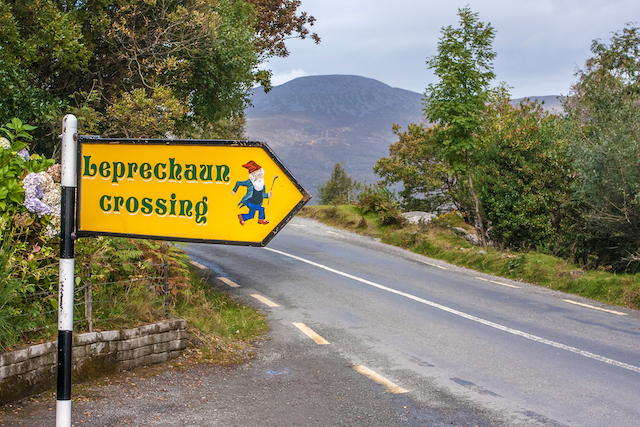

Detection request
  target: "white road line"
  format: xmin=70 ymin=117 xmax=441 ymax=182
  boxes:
xmin=190 ymin=260 xmax=207 ymax=270
xmin=217 ymin=277 xmax=240 ymax=288
xmin=293 ymin=322 xmax=330 ymax=345
xmin=353 ymin=365 xmax=408 ymax=394
xmin=563 ymin=299 xmax=627 ymax=316
xmin=251 ymin=294 xmax=280 ymax=307
xmin=264 ymin=247 xmax=640 ymax=374
xmin=475 ymin=276 xmax=520 ymax=289
xmin=326 ymin=231 xmax=340 ymax=235
xmin=420 ymin=260 xmax=448 ymax=270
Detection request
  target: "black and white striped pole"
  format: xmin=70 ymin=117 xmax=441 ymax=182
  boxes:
xmin=57 ymin=114 xmax=77 ymax=426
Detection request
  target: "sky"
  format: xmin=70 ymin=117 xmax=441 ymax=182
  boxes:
xmin=264 ymin=0 xmax=640 ymax=98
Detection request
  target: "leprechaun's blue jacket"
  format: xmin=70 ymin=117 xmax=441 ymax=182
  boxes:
xmin=233 ymin=179 xmax=269 ymax=208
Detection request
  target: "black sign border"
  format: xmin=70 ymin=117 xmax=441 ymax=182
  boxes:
xmin=76 ymin=136 xmax=311 ymax=247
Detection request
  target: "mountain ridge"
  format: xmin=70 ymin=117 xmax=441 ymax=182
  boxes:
xmin=244 ymin=75 xmax=560 ymax=199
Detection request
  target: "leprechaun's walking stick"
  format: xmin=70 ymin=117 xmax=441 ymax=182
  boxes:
xmin=268 ymin=175 xmax=279 ymax=205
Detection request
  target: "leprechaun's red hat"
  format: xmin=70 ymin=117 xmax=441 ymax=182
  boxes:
xmin=242 ymin=160 xmax=261 ymax=173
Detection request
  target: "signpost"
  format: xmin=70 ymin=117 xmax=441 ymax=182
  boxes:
xmin=57 ymin=116 xmax=311 ymax=426
xmin=77 ymin=136 xmax=310 ymax=245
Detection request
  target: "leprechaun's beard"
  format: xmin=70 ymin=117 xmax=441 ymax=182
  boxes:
xmin=251 ymin=176 xmax=265 ymax=191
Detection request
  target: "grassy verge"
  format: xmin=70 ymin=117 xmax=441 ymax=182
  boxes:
xmin=299 ymin=205 xmax=640 ymax=311
xmin=174 ymin=265 xmax=268 ymax=365
xmin=0 ymin=237 xmax=268 ymax=366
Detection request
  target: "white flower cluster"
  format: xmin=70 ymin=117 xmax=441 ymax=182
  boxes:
xmin=0 ymin=215 xmax=8 ymax=235
xmin=21 ymin=165 xmax=62 ymax=238
xmin=0 ymin=137 xmax=10 ymax=150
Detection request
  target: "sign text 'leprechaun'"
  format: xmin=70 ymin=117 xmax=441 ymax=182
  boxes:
xmin=77 ymin=138 xmax=311 ymax=246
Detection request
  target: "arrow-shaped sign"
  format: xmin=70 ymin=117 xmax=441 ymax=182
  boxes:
xmin=76 ymin=138 xmax=311 ymax=246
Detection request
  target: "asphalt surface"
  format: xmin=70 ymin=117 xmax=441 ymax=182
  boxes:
xmin=2 ymin=217 xmax=639 ymax=426
xmin=0 ymin=299 xmax=515 ymax=427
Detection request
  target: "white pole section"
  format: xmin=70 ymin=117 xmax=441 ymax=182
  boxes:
xmin=57 ymin=114 xmax=77 ymax=427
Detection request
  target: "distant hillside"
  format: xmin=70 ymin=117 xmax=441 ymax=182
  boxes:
xmin=245 ymin=75 xmax=425 ymax=198
xmin=244 ymin=75 xmax=562 ymax=200
xmin=512 ymin=95 xmax=563 ymax=114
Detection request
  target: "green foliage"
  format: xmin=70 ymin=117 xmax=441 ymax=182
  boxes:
xmin=0 ymin=119 xmax=55 ymax=214
xmin=423 ymin=6 xmax=496 ymax=174
xmin=0 ymin=118 xmax=60 ymax=349
xmin=374 ymin=123 xmax=457 ymax=212
xmin=563 ymin=24 xmax=640 ymax=272
xmin=317 ymin=162 xmax=359 ymax=205
xmin=422 ymin=6 xmax=495 ymax=246
xmin=0 ymin=63 xmax=63 ymax=134
xmin=0 ymin=223 xmax=60 ymax=350
xmin=431 ymin=211 xmax=466 ymax=229
xmin=357 ymin=184 xmax=404 ymax=226
xmin=104 ymin=85 xmax=189 ymax=138
xmin=0 ymin=0 xmax=319 ymax=149
xmin=186 ymin=0 xmax=259 ymax=127
xmin=371 ymin=19 xmax=640 ymax=272
xmin=475 ymin=92 xmax=572 ymax=250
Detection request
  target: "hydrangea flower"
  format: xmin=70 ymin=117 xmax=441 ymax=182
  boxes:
xmin=47 ymin=164 xmax=62 ymax=183
xmin=17 ymin=148 xmax=30 ymax=161
xmin=22 ymin=173 xmax=43 ymax=199
xmin=38 ymin=171 xmax=56 ymax=193
xmin=21 ymin=168 xmax=61 ymax=236
xmin=44 ymin=224 xmax=59 ymax=239
xmin=0 ymin=137 xmax=10 ymax=150
xmin=42 ymin=188 xmax=60 ymax=208
xmin=24 ymin=197 xmax=52 ymax=216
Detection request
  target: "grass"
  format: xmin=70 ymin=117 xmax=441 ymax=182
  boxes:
xmin=173 ymin=266 xmax=268 ymax=365
xmin=299 ymin=205 xmax=640 ymax=311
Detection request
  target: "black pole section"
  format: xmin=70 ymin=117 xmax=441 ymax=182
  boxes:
xmin=56 ymin=330 xmax=73 ymax=400
xmin=60 ymin=186 xmax=76 ymax=259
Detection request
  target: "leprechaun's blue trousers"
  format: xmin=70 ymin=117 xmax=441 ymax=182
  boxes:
xmin=241 ymin=202 xmax=265 ymax=221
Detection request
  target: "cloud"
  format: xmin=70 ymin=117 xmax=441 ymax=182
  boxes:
xmin=262 ymin=0 xmax=640 ymax=97
xmin=270 ymin=69 xmax=312 ymax=87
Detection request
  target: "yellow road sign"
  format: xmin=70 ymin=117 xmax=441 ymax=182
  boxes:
xmin=77 ymin=138 xmax=311 ymax=246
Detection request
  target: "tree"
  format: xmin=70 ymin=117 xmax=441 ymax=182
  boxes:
xmin=246 ymin=0 xmax=320 ymax=59
xmin=475 ymin=90 xmax=571 ymax=250
xmin=0 ymin=0 xmax=320 ymax=152
xmin=374 ymin=123 xmax=458 ymax=213
xmin=563 ymin=24 xmax=640 ymax=272
xmin=317 ymin=162 xmax=358 ymax=205
xmin=423 ymin=7 xmax=496 ymax=246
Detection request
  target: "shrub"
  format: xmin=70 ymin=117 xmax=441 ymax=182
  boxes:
xmin=357 ymin=184 xmax=405 ymax=227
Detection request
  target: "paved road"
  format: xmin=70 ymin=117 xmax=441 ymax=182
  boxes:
xmin=185 ymin=217 xmax=640 ymax=426
xmin=2 ymin=217 xmax=638 ymax=426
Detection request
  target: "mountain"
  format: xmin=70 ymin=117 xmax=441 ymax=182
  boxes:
xmin=244 ymin=75 xmax=562 ymax=201
xmin=244 ymin=75 xmax=425 ymax=199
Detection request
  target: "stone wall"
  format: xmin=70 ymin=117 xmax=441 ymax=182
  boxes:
xmin=0 ymin=319 xmax=188 ymax=405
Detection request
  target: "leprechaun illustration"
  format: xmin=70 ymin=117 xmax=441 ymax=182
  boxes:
xmin=232 ymin=160 xmax=274 ymax=225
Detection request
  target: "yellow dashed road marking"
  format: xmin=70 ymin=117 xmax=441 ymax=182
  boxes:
xmin=190 ymin=260 xmax=207 ymax=270
xmin=217 ymin=277 xmax=240 ymax=288
xmin=353 ymin=365 xmax=408 ymax=394
xmin=251 ymin=294 xmax=279 ymax=307
xmin=292 ymin=322 xmax=330 ymax=345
